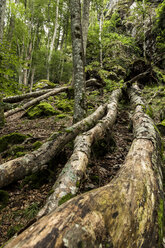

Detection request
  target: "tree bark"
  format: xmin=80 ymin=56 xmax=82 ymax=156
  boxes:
xmin=0 ymin=94 xmax=5 ymax=129
xmin=4 ymin=85 xmax=163 ymax=248
xmin=37 ymin=89 xmax=121 ymax=218
xmin=47 ymin=0 xmax=60 ymax=81
xmin=70 ymin=0 xmax=86 ymax=123
xmin=82 ymin=0 xmax=90 ymax=57
xmin=3 ymin=89 xmax=53 ymax=103
xmin=0 ymin=103 xmax=107 ymax=188
xmin=4 ymin=87 xmax=68 ymax=118
xmin=0 ymin=0 xmax=6 ymax=40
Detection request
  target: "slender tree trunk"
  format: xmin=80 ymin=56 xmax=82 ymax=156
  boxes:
xmin=0 ymin=103 xmax=107 ymax=188
xmin=47 ymin=0 xmax=60 ymax=81
xmin=30 ymin=68 xmax=35 ymax=92
xmin=99 ymin=12 xmax=103 ymax=68
xmin=0 ymin=94 xmax=5 ymax=129
xmin=0 ymin=0 xmax=6 ymax=39
xmin=4 ymin=85 xmax=163 ymax=248
xmin=4 ymin=87 xmax=68 ymax=118
xmin=70 ymin=0 xmax=86 ymax=123
xmin=82 ymin=0 xmax=90 ymax=58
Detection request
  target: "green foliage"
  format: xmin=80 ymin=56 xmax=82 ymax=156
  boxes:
xmin=23 ymin=203 xmax=39 ymax=220
xmin=32 ymin=141 xmax=42 ymax=150
xmin=0 ymin=133 xmax=27 ymax=153
xmin=7 ymin=225 xmax=23 ymax=239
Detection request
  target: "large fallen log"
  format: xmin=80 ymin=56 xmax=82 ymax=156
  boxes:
xmin=4 ymin=86 xmax=68 ymax=118
xmin=37 ymin=89 xmax=121 ymax=218
xmin=4 ymin=85 xmax=163 ymax=248
xmin=0 ymin=103 xmax=107 ymax=188
xmin=3 ymin=88 xmax=52 ymax=103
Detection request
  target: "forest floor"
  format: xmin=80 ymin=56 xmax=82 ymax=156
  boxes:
xmin=0 ymin=85 xmax=165 ymax=246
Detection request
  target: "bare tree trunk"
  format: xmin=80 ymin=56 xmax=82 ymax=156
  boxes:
xmin=82 ymin=0 xmax=90 ymax=57
xmin=70 ymin=0 xmax=86 ymax=123
xmin=38 ymin=89 xmax=121 ymax=217
xmin=3 ymin=88 xmax=53 ymax=103
xmin=47 ymin=0 xmax=59 ymax=81
xmin=0 ymin=94 xmax=5 ymax=129
xmin=0 ymin=103 xmax=107 ymax=188
xmin=99 ymin=12 xmax=103 ymax=68
xmin=4 ymin=87 xmax=68 ymax=118
xmin=30 ymin=68 xmax=35 ymax=93
xmin=0 ymin=0 xmax=6 ymax=39
xmin=4 ymin=85 xmax=163 ymax=248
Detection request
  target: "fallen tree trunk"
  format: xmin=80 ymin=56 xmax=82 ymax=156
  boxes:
xmin=0 ymin=103 xmax=107 ymax=188
xmin=3 ymin=88 xmax=52 ymax=103
xmin=4 ymin=85 xmax=164 ymax=248
xmin=4 ymin=86 xmax=68 ymax=118
xmin=37 ymin=89 xmax=121 ymax=218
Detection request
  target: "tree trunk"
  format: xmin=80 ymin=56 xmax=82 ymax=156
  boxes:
xmin=82 ymin=0 xmax=90 ymax=57
xmin=4 ymin=85 xmax=163 ymax=248
xmin=0 ymin=103 xmax=107 ymax=188
xmin=70 ymin=0 xmax=86 ymax=123
xmin=0 ymin=94 xmax=5 ymax=129
xmin=4 ymin=86 xmax=68 ymax=118
xmin=37 ymin=89 xmax=121 ymax=218
xmin=99 ymin=12 xmax=103 ymax=68
xmin=30 ymin=68 xmax=35 ymax=93
xmin=47 ymin=0 xmax=60 ymax=81
xmin=3 ymin=89 xmax=53 ymax=103
xmin=0 ymin=0 xmax=6 ymax=39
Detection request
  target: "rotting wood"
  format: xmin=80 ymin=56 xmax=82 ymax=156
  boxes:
xmin=3 ymin=88 xmax=53 ymax=103
xmin=4 ymin=84 xmax=163 ymax=248
xmin=4 ymin=87 xmax=68 ymax=118
xmin=37 ymin=89 xmax=121 ymax=218
xmin=0 ymin=103 xmax=107 ymax=188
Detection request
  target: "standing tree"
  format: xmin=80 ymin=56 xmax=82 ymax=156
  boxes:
xmin=70 ymin=0 xmax=86 ymax=123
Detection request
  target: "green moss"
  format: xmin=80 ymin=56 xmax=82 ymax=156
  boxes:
xmin=15 ymin=151 xmax=26 ymax=157
xmin=58 ymin=193 xmax=75 ymax=206
xmin=7 ymin=224 xmax=23 ymax=239
xmin=56 ymin=99 xmax=73 ymax=112
xmin=47 ymin=189 xmax=54 ymax=196
xmin=158 ymin=198 xmax=164 ymax=247
xmin=32 ymin=141 xmax=42 ymax=150
xmin=76 ymin=181 xmax=80 ymax=187
xmin=27 ymin=102 xmax=60 ymax=119
xmin=56 ymin=114 xmax=67 ymax=119
xmin=0 ymin=133 xmax=27 ymax=153
xmin=145 ymin=106 xmax=154 ymax=118
xmin=0 ymin=190 xmax=9 ymax=210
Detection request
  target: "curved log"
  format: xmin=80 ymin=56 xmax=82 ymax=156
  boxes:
xmin=4 ymin=85 xmax=163 ymax=248
xmin=0 ymin=103 xmax=107 ymax=188
xmin=3 ymin=89 xmax=53 ymax=103
xmin=4 ymin=87 xmax=68 ymax=118
xmin=37 ymin=89 xmax=121 ymax=217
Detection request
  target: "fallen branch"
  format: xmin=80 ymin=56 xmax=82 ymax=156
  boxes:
xmin=4 ymin=85 xmax=163 ymax=248
xmin=3 ymin=89 xmax=53 ymax=103
xmin=37 ymin=89 xmax=121 ymax=218
xmin=4 ymin=86 xmax=68 ymax=118
xmin=0 ymin=103 xmax=107 ymax=188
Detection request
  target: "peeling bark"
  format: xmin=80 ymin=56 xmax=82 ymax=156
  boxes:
xmin=0 ymin=103 xmax=107 ymax=188
xmin=37 ymin=89 xmax=121 ymax=217
xmin=4 ymin=85 xmax=163 ymax=248
xmin=4 ymin=87 xmax=68 ymax=118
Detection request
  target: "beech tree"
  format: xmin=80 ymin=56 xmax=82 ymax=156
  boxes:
xmin=70 ymin=0 xmax=86 ymax=123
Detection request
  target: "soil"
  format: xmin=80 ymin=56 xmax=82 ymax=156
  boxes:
xmin=0 ymin=100 xmax=133 ymax=246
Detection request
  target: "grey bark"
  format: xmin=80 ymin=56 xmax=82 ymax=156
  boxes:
xmin=4 ymin=87 xmax=68 ymax=118
xmin=4 ymin=85 xmax=163 ymax=248
xmin=37 ymin=89 xmax=121 ymax=218
xmin=0 ymin=0 xmax=6 ymax=39
xmin=82 ymin=0 xmax=90 ymax=57
xmin=0 ymin=103 xmax=107 ymax=188
xmin=70 ymin=0 xmax=86 ymax=123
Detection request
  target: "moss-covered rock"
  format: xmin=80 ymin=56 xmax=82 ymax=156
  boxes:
xmin=32 ymin=80 xmax=56 ymax=91
xmin=27 ymin=102 xmax=60 ymax=119
xmin=56 ymin=99 xmax=73 ymax=112
xmin=0 ymin=133 xmax=27 ymax=153
xmin=0 ymin=190 xmax=9 ymax=210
